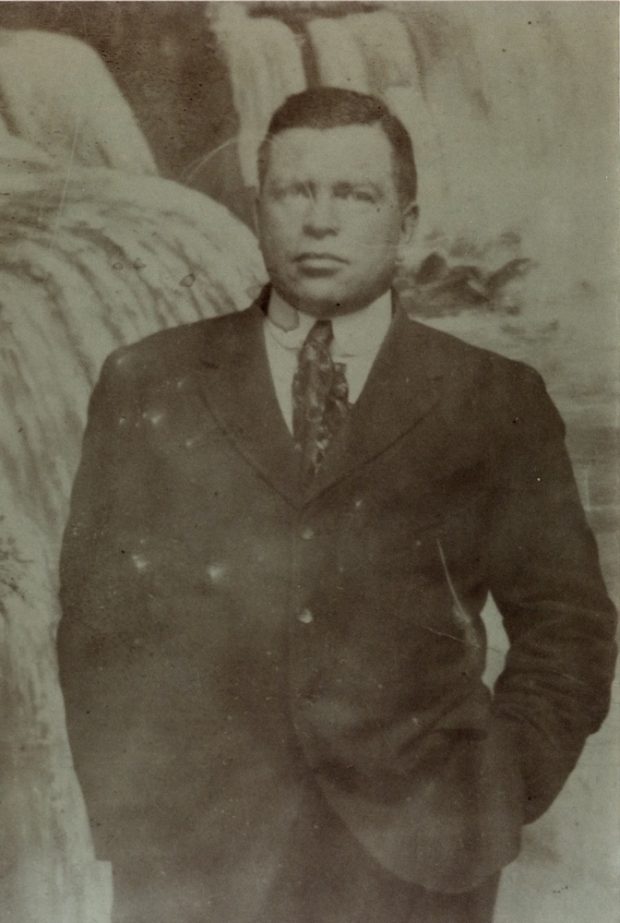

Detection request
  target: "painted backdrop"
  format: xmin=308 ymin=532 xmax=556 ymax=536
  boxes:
xmin=0 ymin=3 xmax=617 ymax=921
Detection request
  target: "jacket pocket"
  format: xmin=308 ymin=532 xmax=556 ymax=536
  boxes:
xmin=315 ymin=715 xmax=525 ymax=893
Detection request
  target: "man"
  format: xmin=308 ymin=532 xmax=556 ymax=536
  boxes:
xmin=58 ymin=88 xmax=617 ymax=923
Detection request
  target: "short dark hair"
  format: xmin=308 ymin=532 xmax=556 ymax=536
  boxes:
xmin=257 ymin=87 xmax=417 ymax=204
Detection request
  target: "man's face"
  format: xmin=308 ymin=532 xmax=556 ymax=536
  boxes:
xmin=256 ymin=124 xmax=417 ymax=317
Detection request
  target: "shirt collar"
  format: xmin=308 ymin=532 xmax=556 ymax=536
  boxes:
xmin=265 ymin=288 xmax=393 ymax=357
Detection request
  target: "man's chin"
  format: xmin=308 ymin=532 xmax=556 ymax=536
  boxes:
xmin=275 ymin=282 xmax=372 ymax=318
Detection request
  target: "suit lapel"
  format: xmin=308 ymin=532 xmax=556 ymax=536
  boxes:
xmin=195 ymin=293 xmax=447 ymax=508
xmin=196 ymin=294 xmax=303 ymax=507
xmin=307 ymin=308 xmax=445 ymax=501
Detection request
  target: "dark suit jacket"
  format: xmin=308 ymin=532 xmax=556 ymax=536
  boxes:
xmin=58 ymin=289 xmax=617 ymax=917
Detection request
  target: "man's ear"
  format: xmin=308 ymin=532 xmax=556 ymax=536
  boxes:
xmin=251 ymin=193 xmax=261 ymax=237
xmin=400 ymin=201 xmax=419 ymax=244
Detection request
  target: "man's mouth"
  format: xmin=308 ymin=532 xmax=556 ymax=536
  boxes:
xmin=294 ymin=252 xmax=348 ymax=264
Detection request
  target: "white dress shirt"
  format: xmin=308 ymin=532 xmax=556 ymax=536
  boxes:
xmin=263 ymin=288 xmax=393 ymax=433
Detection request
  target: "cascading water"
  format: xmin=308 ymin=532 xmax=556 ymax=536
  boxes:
xmin=209 ymin=3 xmax=306 ymax=188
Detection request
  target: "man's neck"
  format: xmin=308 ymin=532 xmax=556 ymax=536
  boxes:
xmin=267 ymin=287 xmax=393 ymax=334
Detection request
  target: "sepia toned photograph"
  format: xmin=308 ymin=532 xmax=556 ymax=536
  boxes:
xmin=0 ymin=2 xmax=618 ymax=922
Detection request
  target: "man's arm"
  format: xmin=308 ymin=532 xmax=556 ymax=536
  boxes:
xmin=487 ymin=365 xmax=617 ymax=822
xmin=57 ymin=350 xmax=142 ymax=817
xmin=59 ymin=351 xmax=131 ymax=625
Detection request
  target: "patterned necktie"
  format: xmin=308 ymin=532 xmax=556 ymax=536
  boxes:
xmin=292 ymin=319 xmax=350 ymax=485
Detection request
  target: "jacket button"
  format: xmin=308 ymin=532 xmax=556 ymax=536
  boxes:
xmin=300 ymin=525 xmax=315 ymax=540
xmin=297 ymin=608 xmax=314 ymax=624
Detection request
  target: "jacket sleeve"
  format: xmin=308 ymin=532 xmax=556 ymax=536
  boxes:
xmin=59 ymin=349 xmax=134 ymax=620
xmin=57 ymin=349 xmax=142 ymax=802
xmin=487 ymin=365 xmax=617 ymax=822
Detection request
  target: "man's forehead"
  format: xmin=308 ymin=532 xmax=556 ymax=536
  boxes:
xmin=266 ymin=124 xmax=395 ymax=181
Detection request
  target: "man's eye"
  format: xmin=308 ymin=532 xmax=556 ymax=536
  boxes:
xmin=270 ymin=184 xmax=309 ymax=200
xmin=335 ymin=188 xmax=375 ymax=203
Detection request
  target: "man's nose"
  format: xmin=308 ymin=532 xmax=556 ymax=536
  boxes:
xmin=302 ymin=192 xmax=339 ymax=237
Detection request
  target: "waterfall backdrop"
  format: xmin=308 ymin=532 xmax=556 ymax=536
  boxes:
xmin=0 ymin=3 xmax=617 ymax=922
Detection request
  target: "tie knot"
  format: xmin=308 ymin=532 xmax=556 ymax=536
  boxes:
xmin=303 ymin=318 xmax=333 ymax=349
